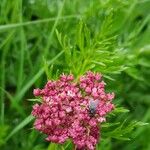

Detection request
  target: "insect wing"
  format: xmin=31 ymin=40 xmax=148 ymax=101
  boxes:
xmin=89 ymin=99 xmax=99 ymax=110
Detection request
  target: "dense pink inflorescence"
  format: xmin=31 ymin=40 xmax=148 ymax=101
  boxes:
xmin=31 ymin=71 xmax=115 ymax=150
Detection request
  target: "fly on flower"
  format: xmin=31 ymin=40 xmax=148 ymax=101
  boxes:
xmin=89 ymin=99 xmax=99 ymax=117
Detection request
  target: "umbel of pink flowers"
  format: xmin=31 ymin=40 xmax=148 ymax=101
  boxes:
xmin=32 ymin=71 xmax=115 ymax=150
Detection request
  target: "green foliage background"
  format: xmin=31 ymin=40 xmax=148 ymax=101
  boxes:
xmin=0 ymin=0 xmax=150 ymax=149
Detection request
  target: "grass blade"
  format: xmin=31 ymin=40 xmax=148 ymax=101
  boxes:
xmin=44 ymin=0 xmax=66 ymax=56
xmin=0 ymin=15 xmax=80 ymax=31
xmin=15 ymin=50 xmax=64 ymax=102
xmin=5 ymin=115 xmax=34 ymax=141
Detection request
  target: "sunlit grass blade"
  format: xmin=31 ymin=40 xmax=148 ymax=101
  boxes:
xmin=0 ymin=15 xmax=80 ymax=31
xmin=14 ymin=50 xmax=64 ymax=102
xmin=27 ymin=98 xmax=42 ymax=103
xmin=44 ymin=0 xmax=65 ymax=56
xmin=47 ymin=143 xmax=58 ymax=150
xmin=5 ymin=115 xmax=34 ymax=141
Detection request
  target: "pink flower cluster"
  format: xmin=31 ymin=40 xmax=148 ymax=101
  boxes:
xmin=32 ymin=71 xmax=115 ymax=150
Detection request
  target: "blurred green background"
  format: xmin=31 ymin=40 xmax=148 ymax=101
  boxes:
xmin=0 ymin=0 xmax=150 ymax=150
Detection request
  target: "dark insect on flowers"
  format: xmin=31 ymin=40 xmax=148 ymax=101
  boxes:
xmin=89 ymin=99 xmax=99 ymax=117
